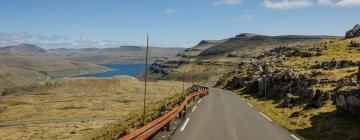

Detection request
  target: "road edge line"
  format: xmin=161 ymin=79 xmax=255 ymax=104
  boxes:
xmin=259 ymin=112 xmax=273 ymax=122
xmin=191 ymin=106 xmax=197 ymax=112
xmin=180 ymin=118 xmax=190 ymax=132
xmin=290 ymin=134 xmax=301 ymax=140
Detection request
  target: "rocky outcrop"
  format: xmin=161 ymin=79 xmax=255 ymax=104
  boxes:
xmin=311 ymin=60 xmax=357 ymax=70
xmin=258 ymin=46 xmax=321 ymax=58
xmin=150 ymin=59 xmax=189 ymax=76
xmin=217 ymin=60 xmax=337 ymax=108
xmin=349 ymin=41 xmax=360 ymax=48
xmin=335 ymin=89 xmax=360 ymax=117
xmin=345 ymin=24 xmax=360 ymax=39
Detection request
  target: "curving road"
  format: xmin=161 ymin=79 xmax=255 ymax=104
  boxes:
xmin=172 ymin=88 xmax=300 ymax=140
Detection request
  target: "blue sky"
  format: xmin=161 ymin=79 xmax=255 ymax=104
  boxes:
xmin=0 ymin=0 xmax=360 ymax=48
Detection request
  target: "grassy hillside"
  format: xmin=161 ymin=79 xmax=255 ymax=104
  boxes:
xmin=0 ymin=76 xmax=191 ymax=140
xmin=148 ymin=33 xmax=341 ymax=83
xmin=0 ymin=52 xmax=109 ymax=91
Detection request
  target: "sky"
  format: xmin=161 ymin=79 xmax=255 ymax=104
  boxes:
xmin=0 ymin=0 xmax=360 ymax=48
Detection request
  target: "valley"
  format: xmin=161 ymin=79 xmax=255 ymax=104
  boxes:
xmin=2 ymin=1 xmax=360 ymax=140
xmin=0 ymin=44 xmax=182 ymax=93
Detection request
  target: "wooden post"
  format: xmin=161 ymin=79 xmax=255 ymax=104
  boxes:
xmin=143 ymin=34 xmax=149 ymax=125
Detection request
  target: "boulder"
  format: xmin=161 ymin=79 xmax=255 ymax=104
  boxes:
xmin=345 ymin=24 xmax=360 ymax=39
xmin=224 ymin=74 xmax=244 ymax=89
xmin=349 ymin=41 xmax=360 ymax=48
xmin=335 ymin=89 xmax=360 ymax=117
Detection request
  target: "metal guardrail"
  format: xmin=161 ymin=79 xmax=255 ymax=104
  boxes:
xmin=120 ymin=86 xmax=209 ymax=140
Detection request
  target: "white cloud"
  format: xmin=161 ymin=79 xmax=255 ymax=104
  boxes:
xmin=164 ymin=8 xmax=176 ymax=14
xmin=263 ymin=0 xmax=314 ymax=9
xmin=318 ymin=0 xmax=333 ymax=5
xmin=317 ymin=0 xmax=360 ymax=6
xmin=336 ymin=0 xmax=360 ymax=6
xmin=214 ymin=0 xmax=242 ymax=6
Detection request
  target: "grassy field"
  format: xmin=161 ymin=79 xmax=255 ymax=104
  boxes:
xmin=0 ymin=76 xmax=191 ymax=140
xmin=236 ymin=90 xmax=360 ymax=140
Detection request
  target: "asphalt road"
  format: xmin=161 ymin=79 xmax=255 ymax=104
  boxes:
xmin=172 ymin=88 xmax=300 ymax=140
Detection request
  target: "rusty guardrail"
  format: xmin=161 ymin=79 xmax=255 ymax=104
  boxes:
xmin=120 ymin=86 xmax=209 ymax=140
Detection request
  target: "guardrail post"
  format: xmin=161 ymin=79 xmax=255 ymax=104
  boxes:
xmin=179 ymin=111 xmax=183 ymax=118
xmin=165 ymin=122 xmax=171 ymax=131
xmin=180 ymin=110 xmax=186 ymax=118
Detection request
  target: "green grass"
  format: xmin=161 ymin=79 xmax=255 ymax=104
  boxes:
xmin=235 ymin=89 xmax=360 ymax=140
xmin=79 ymin=92 xmax=186 ymax=140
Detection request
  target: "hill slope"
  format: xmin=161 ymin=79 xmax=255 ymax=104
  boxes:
xmin=0 ymin=44 xmax=109 ymax=91
xmin=148 ymin=33 xmax=341 ymax=83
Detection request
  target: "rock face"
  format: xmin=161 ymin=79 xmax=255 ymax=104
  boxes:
xmin=258 ymin=46 xmax=321 ymax=58
xmin=345 ymin=24 xmax=360 ymax=39
xmin=335 ymin=89 xmax=360 ymax=117
xmin=311 ymin=60 xmax=357 ymax=70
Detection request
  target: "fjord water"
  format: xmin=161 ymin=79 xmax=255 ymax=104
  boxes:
xmin=76 ymin=64 xmax=146 ymax=78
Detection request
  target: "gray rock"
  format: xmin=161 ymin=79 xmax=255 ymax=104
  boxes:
xmin=335 ymin=89 xmax=360 ymax=117
xmin=349 ymin=40 xmax=360 ymax=48
xmin=345 ymin=24 xmax=360 ymax=39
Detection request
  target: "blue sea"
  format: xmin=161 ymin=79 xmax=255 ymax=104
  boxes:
xmin=75 ymin=64 xmax=146 ymax=78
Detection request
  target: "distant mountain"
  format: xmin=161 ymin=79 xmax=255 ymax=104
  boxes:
xmin=235 ymin=33 xmax=262 ymax=38
xmin=48 ymin=46 xmax=184 ymax=64
xmin=0 ymin=43 xmax=183 ymax=90
xmin=0 ymin=44 xmax=47 ymax=54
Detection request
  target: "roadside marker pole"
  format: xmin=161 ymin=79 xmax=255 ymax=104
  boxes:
xmin=142 ymin=34 xmax=149 ymax=125
xmin=183 ymin=69 xmax=185 ymax=95
xmin=286 ymin=78 xmax=292 ymax=129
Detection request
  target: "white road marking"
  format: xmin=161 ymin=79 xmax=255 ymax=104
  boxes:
xmin=259 ymin=112 xmax=273 ymax=122
xmin=290 ymin=134 xmax=301 ymax=140
xmin=241 ymin=98 xmax=245 ymax=101
xmin=192 ymin=106 xmax=197 ymax=112
xmin=247 ymin=103 xmax=253 ymax=107
xmin=197 ymin=99 xmax=202 ymax=104
xmin=180 ymin=118 xmax=190 ymax=132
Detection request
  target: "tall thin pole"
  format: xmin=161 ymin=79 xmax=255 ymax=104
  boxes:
xmin=183 ymin=69 xmax=185 ymax=94
xmin=143 ymin=34 xmax=149 ymax=125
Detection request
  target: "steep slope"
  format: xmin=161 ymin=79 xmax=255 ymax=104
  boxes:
xmin=148 ymin=33 xmax=341 ymax=83
xmin=199 ymin=34 xmax=340 ymax=59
